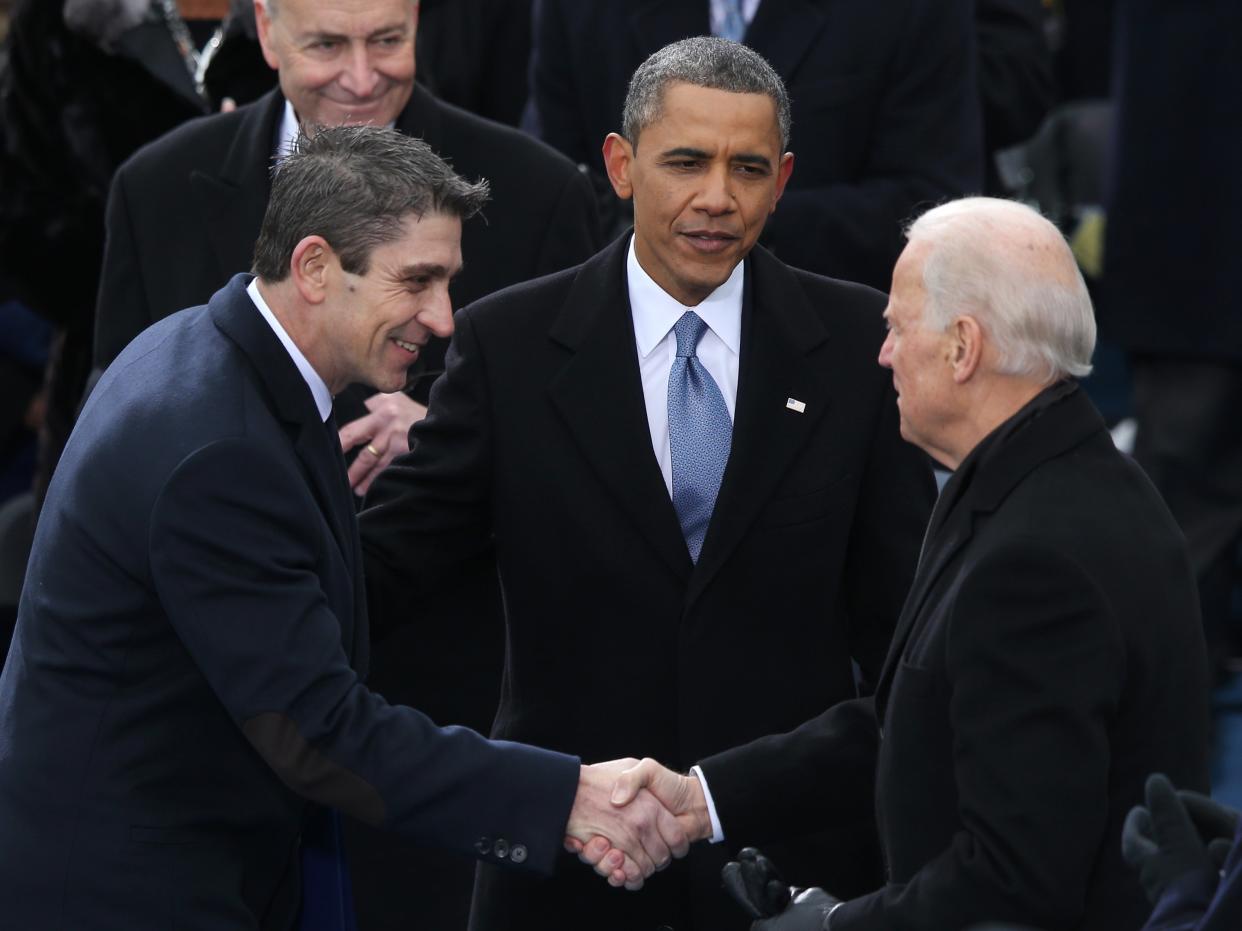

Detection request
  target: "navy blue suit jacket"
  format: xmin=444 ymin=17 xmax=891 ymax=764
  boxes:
xmin=0 ymin=276 xmax=579 ymax=930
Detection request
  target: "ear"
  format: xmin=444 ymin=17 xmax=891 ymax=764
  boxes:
xmin=289 ymin=235 xmax=335 ymax=305
xmin=602 ymin=133 xmax=635 ymax=201
xmin=771 ymin=152 xmax=795 ymax=210
xmin=254 ymin=1 xmax=280 ymax=72
xmin=948 ymin=315 xmax=984 ymax=383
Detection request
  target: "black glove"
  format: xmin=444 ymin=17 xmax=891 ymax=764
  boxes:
xmin=1179 ymin=788 xmax=1241 ymax=868
xmin=752 ymin=887 xmax=842 ymax=930
xmin=1122 ymin=773 xmax=1221 ymax=905
xmin=723 ymin=847 xmax=792 ymax=919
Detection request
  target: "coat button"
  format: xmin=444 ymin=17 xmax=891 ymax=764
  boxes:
xmin=474 ymin=835 xmax=491 ymax=855
xmin=494 ymin=838 xmax=509 ymax=859
xmin=510 ymin=844 xmax=527 ymax=864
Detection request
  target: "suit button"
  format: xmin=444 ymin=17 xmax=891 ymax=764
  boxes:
xmin=494 ymin=838 xmax=509 ymax=859
xmin=510 ymin=844 xmax=527 ymax=864
xmin=474 ymin=836 xmax=492 ymax=855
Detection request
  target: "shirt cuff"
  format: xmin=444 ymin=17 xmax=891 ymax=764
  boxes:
xmin=690 ymin=765 xmax=725 ymax=844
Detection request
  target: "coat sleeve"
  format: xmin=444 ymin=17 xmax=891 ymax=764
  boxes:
xmin=834 ymin=539 xmax=1125 ymax=930
xmin=761 ymin=0 xmax=984 ymax=290
xmin=696 ymin=697 xmax=880 ymax=845
xmin=148 ymin=432 xmax=579 ymax=874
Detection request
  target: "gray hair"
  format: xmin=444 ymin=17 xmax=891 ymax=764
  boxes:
xmin=622 ymin=37 xmax=791 ymax=150
xmin=252 ymin=125 xmax=489 ymax=281
xmin=905 ymin=197 xmax=1096 ymax=382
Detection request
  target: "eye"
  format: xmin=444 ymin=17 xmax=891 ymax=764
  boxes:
xmin=309 ymin=38 xmax=341 ymax=52
xmin=374 ymin=34 xmax=404 ymax=48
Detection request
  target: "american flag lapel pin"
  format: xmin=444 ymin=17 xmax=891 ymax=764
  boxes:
xmin=785 ymin=397 xmax=807 ymax=414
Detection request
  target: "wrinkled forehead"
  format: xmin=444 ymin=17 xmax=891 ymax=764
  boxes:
xmin=267 ymin=0 xmax=417 ymax=32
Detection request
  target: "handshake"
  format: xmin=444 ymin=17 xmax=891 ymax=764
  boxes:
xmin=563 ymin=760 xmax=843 ymax=929
xmin=563 ymin=758 xmax=711 ymax=890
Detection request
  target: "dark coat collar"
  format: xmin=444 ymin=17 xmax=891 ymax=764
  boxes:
xmin=208 ymin=273 xmax=366 ymax=664
xmin=875 ymin=382 xmax=1105 ymax=707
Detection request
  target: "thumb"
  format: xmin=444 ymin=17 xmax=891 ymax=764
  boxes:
xmin=1146 ymin=773 xmax=1197 ymax=848
xmin=611 ymin=759 xmax=653 ymax=806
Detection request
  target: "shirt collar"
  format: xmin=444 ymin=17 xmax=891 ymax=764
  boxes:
xmin=627 ymin=235 xmax=744 ymax=360
xmin=276 ymin=100 xmax=300 ymax=163
xmin=247 ymin=277 xmax=334 ymax=422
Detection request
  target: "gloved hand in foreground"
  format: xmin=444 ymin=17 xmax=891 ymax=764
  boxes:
xmin=722 ymin=847 xmax=841 ymax=930
xmin=1122 ymin=773 xmax=1222 ymax=905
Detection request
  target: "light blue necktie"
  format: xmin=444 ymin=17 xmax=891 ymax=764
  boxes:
xmin=668 ymin=311 xmax=732 ymax=562
xmin=717 ymin=0 xmax=747 ymax=42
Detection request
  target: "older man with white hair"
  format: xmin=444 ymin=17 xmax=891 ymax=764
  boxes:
xmin=606 ymin=197 xmax=1212 ymax=931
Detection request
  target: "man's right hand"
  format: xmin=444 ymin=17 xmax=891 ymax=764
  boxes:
xmin=564 ymin=760 xmax=691 ymax=890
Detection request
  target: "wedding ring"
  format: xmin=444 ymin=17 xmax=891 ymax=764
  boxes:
xmin=364 ymin=443 xmax=381 ymax=457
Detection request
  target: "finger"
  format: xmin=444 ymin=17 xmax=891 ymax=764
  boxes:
xmin=631 ymin=790 xmax=674 ymax=872
xmin=220 ymin=96 xmax=236 ymax=112
xmin=577 ymin=835 xmax=611 ymax=866
xmin=564 ymin=836 xmax=583 ymax=854
xmin=1146 ymin=773 xmax=1198 ymax=847
xmin=1179 ymin=790 xmax=1242 ymax=839
xmin=722 ymin=861 xmax=766 ymax=920
xmin=1121 ymin=806 xmax=1157 ymax=864
xmin=347 ymin=451 xmax=382 ymax=495
xmin=338 ymin=410 xmax=383 ymax=452
xmin=655 ymin=799 xmax=690 ymax=860
xmin=619 ymin=854 xmax=645 ymax=890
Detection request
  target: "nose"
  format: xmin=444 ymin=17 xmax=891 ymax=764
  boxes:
xmin=419 ymin=284 xmax=454 ymax=339
xmin=692 ymin=163 xmax=734 ymax=216
xmin=878 ymin=329 xmax=894 ymax=369
xmin=338 ymin=44 xmax=381 ymax=100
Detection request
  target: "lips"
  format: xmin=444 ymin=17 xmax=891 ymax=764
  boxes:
xmin=392 ymin=337 xmax=422 ymax=360
xmin=679 ymin=230 xmax=740 ymax=255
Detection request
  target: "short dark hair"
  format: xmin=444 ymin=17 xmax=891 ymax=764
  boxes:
xmin=622 ymin=37 xmax=791 ymax=150
xmin=252 ymin=124 xmax=490 ymax=281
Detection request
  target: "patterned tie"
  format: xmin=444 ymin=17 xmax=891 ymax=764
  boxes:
xmin=717 ymin=0 xmax=747 ymax=42
xmin=668 ymin=311 xmax=733 ymax=562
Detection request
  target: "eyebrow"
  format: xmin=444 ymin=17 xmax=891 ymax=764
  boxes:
xmin=397 ymin=262 xmax=457 ymax=281
xmin=301 ymin=23 xmax=409 ymax=43
xmin=658 ymin=147 xmax=772 ymax=170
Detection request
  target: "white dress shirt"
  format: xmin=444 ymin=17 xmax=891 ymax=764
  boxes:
xmin=627 ymin=237 xmax=736 ymax=844
xmin=247 ymin=277 xmax=333 ymax=423
xmin=628 ymin=236 xmax=742 ymax=499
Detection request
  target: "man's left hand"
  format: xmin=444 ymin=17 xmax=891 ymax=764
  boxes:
xmin=339 ymin=391 xmax=427 ymax=496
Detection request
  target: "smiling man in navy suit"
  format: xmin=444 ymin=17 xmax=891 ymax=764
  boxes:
xmin=0 ymin=125 xmax=683 ymax=931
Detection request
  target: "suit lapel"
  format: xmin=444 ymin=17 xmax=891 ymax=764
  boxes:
xmin=873 ymin=385 xmax=1107 ymax=710
xmin=744 ymin=0 xmax=830 ymax=87
xmin=209 ymin=275 xmax=361 ymax=660
xmin=547 ymin=237 xmax=692 ymax=583
xmin=191 ymin=90 xmax=284 ymax=287
xmin=687 ymin=247 xmax=833 ymax=606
